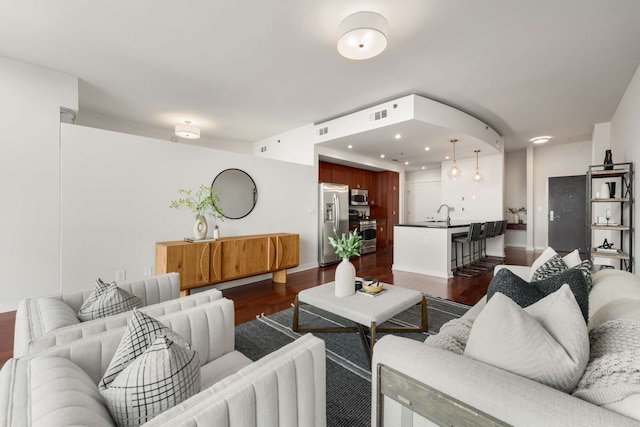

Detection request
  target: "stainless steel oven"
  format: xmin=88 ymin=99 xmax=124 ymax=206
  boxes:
xmin=359 ymin=219 xmax=377 ymax=254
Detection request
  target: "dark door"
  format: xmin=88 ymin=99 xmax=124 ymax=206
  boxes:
xmin=548 ymin=175 xmax=586 ymax=253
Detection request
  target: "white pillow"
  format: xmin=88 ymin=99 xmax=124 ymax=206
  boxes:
xmin=77 ymin=282 xmax=142 ymax=322
xmin=528 ymin=247 xmax=582 ymax=280
xmin=464 ymin=284 xmax=589 ymax=393
xmin=101 ymin=335 xmax=200 ymax=426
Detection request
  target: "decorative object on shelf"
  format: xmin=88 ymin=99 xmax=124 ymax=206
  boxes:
xmin=597 ymin=238 xmax=615 ymax=250
xmin=213 ymin=225 xmax=220 ymax=240
xmin=170 ymin=184 xmax=224 ymax=240
xmin=175 ymin=120 xmax=200 ymax=139
xmin=447 ymin=139 xmax=462 ymax=180
xmin=506 ymin=207 xmax=527 ymax=224
xmin=328 ymin=230 xmax=363 ymax=297
xmin=337 ymin=11 xmax=388 ymax=60
xmin=603 ymin=149 xmax=613 ymax=170
xmin=607 ymin=182 xmax=616 ymax=198
xmin=472 ymin=150 xmax=482 ymax=183
xmin=599 ymin=182 xmax=610 ymax=199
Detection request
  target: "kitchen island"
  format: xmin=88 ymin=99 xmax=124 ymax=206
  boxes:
xmin=392 ymin=221 xmax=473 ymax=279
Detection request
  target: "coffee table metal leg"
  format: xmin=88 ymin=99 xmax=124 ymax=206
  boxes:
xmin=357 ymin=324 xmax=372 ymax=363
xmin=292 ymin=295 xmax=300 ymax=332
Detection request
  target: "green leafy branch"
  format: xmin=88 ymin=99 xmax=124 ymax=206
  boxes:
xmin=170 ymin=184 xmax=224 ymax=221
xmin=328 ymin=229 xmax=363 ymax=259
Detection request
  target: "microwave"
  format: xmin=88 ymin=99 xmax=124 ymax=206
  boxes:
xmin=350 ymin=189 xmax=369 ymax=206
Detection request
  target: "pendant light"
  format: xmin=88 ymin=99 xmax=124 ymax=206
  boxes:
xmin=175 ymin=120 xmax=201 ymax=139
xmin=473 ymin=150 xmax=482 ymax=183
xmin=447 ymin=139 xmax=462 ymax=180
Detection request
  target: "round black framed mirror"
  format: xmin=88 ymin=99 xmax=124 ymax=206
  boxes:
xmin=211 ymin=168 xmax=257 ymax=219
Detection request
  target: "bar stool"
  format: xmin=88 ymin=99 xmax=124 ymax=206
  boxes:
xmin=483 ymin=219 xmax=508 ymax=263
xmin=470 ymin=221 xmax=497 ymax=270
xmin=452 ymin=223 xmax=483 ymax=277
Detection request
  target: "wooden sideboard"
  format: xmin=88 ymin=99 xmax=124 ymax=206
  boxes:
xmin=156 ymin=233 xmax=300 ymax=296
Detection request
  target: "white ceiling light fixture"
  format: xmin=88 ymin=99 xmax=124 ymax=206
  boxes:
xmin=530 ymin=136 xmax=551 ymax=144
xmin=337 ymin=11 xmax=388 ymax=60
xmin=175 ymin=120 xmax=201 ymax=139
xmin=473 ymin=150 xmax=482 ymax=183
xmin=447 ymin=139 xmax=462 ymax=180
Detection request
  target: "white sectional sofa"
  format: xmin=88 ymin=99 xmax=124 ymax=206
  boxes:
xmin=372 ymin=267 xmax=640 ymax=426
xmin=13 ymin=273 xmax=190 ymax=357
xmin=1 ymin=297 xmax=327 ymax=426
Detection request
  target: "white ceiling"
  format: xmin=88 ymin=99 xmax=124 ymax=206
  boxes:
xmin=2 ymin=0 xmax=639 ymax=169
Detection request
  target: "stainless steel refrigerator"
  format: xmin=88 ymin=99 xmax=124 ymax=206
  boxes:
xmin=319 ymin=183 xmax=349 ymax=266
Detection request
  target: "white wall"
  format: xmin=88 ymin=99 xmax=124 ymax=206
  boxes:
xmin=610 ymin=63 xmax=640 ymax=269
xmin=504 ymin=150 xmax=527 ymax=247
xmin=405 ymin=168 xmax=442 ymax=222
xmin=531 ymin=140 xmax=592 ymax=250
xmin=77 ymin=109 xmax=253 ymax=154
xmin=0 ymin=57 xmax=78 ymax=313
xmin=441 ymin=153 xmax=504 ymax=256
xmin=60 ymin=124 xmax=318 ymax=293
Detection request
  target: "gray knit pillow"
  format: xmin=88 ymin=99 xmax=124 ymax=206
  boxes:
xmin=488 ymin=268 xmax=589 ymax=322
xmin=101 ymin=335 xmax=200 ymax=426
xmin=77 ymin=282 xmax=141 ymax=322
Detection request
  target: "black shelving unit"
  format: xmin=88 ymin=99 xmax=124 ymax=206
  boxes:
xmin=586 ymin=162 xmax=634 ymax=272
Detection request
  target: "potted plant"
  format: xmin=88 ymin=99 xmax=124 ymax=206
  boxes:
xmin=328 ymin=229 xmax=363 ymax=297
xmin=170 ymin=184 xmax=224 ymax=240
xmin=505 ymin=207 xmax=527 ymax=224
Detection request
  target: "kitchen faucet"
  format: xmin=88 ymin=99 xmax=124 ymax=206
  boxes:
xmin=437 ymin=204 xmax=451 ymax=225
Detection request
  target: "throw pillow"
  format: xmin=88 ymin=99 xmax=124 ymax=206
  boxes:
xmin=487 ymin=268 xmax=589 ymax=322
xmin=573 ymin=319 xmax=640 ymax=421
xmin=78 ymin=278 xmax=111 ymax=312
xmin=101 ymin=335 xmax=201 ymax=426
xmin=465 ymin=285 xmax=589 ymax=393
xmin=99 ymin=310 xmax=192 ymax=390
xmin=531 ymin=254 xmax=569 ymax=281
xmin=527 ymin=247 xmax=583 ymax=281
xmin=573 ymin=259 xmax=593 ymax=291
xmin=77 ymin=282 xmax=142 ymax=322
xmin=424 ymin=318 xmax=473 ymax=355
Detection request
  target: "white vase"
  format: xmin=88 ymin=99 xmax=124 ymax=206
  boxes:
xmin=513 ymin=213 xmax=520 ymax=224
xmin=334 ymin=258 xmax=356 ymax=297
xmin=193 ymin=216 xmax=208 ymax=240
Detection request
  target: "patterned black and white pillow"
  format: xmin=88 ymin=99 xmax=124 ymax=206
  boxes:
xmin=531 ymin=255 xmax=569 ymax=282
xmin=101 ymin=335 xmax=200 ymax=426
xmin=99 ymin=310 xmax=192 ymax=390
xmin=572 ymin=259 xmax=593 ymax=291
xmin=77 ymin=282 xmax=142 ymax=322
xmin=78 ymin=278 xmax=111 ymax=313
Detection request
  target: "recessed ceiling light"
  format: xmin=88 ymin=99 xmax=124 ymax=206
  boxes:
xmin=347 ymin=144 xmax=353 ymax=149
xmin=404 ymin=161 xmax=409 ymax=165
xmin=445 ymin=155 xmax=450 ymax=160
xmin=421 ymin=166 xmax=426 ymax=170
xmin=395 ymin=133 xmax=402 ymax=139
xmin=424 ymin=147 xmax=430 ymax=151
xmin=380 ymin=154 xmax=385 ymax=158
xmin=531 ymin=136 xmax=551 ymax=144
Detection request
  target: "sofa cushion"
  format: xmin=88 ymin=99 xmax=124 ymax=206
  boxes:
xmin=78 ymin=282 xmax=142 ymax=322
xmin=38 ymin=297 xmax=81 ymax=333
xmin=101 ymin=335 xmax=200 ymax=427
xmin=573 ymin=319 xmax=640 ymax=421
xmin=487 ymin=268 xmax=589 ymax=322
xmin=30 ymin=356 xmax=115 ymax=427
xmin=465 ymin=284 xmax=589 ymax=393
xmin=99 ymin=310 xmax=192 ymax=390
xmin=528 ymin=247 xmax=582 ymax=279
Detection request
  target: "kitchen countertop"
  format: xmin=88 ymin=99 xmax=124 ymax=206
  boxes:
xmin=395 ymin=220 xmax=478 ymax=229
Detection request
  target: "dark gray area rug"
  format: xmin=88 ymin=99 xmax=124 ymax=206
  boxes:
xmin=235 ymin=294 xmax=471 ymax=427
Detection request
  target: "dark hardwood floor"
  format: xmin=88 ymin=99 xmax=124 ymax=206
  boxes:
xmin=0 ymin=246 xmax=538 ymax=368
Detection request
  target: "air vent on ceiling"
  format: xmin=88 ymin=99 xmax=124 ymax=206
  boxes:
xmin=260 ymin=146 xmax=267 ymax=152
xmin=316 ymin=126 xmax=329 ymax=136
xmin=368 ymin=108 xmax=388 ymax=122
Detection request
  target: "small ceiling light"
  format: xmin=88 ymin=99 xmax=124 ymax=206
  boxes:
xmin=380 ymin=154 xmax=385 ymax=158
xmin=473 ymin=150 xmax=482 ymax=183
xmin=175 ymin=120 xmax=200 ymax=139
xmin=447 ymin=139 xmax=462 ymax=180
xmin=531 ymin=136 xmax=551 ymax=144
xmin=395 ymin=133 xmax=402 ymax=139
xmin=347 ymin=144 xmax=353 ymax=149
xmin=424 ymin=147 xmax=430 ymax=151
xmin=337 ymin=11 xmax=388 ymax=60
xmin=421 ymin=166 xmax=426 ymax=170
xmin=404 ymin=161 xmax=409 ymax=165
